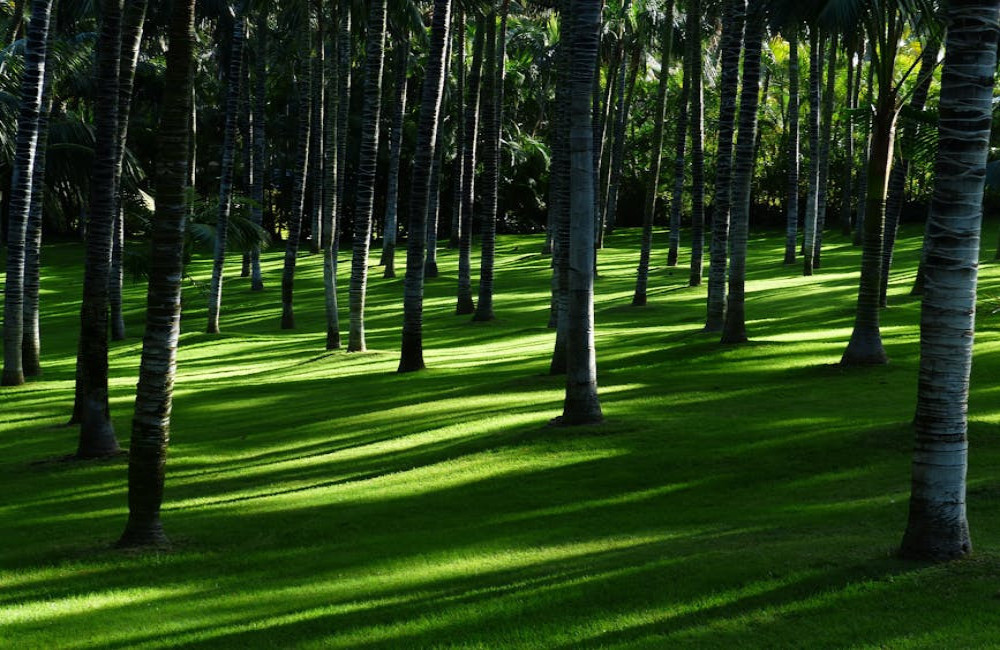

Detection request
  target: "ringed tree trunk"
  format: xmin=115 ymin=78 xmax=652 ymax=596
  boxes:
xmin=1 ymin=0 xmax=53 ymax=387
xmin=380 ymin=39 xmax=410 ymax=278
xmin=720 ymin=1 xmax=764 ymax=344
xmin=423 ymin=29 xmax=452 ymax=280
xmin=109 ymin=0 xmax=149 ymax=342
xmin=854 ymin=56 xmax=874 ymax=246
xmin=812 ymin=32 xmax=836 ymax=269
xmin=249 ymin=12 xmax=266 ymax=291
xmin=206 ymin=12 xmax=246 ymax=334
xmin=667 ymin=35 xmax=691 ymax=267
xmin=549 ymin=0 xmax=571 ymax=373
xmin=631 ymin=0 xmax=674 ymax=307
xmin=117 ymin=0 xmax=196 ymax=549
xmin=448 ymin=9 xmax=467 ymax=251
xmin=398 ymin=0 xmax=452 ymax=373
xmin=880 ymin=38 xmax=939 ymax=306
xmin=558 ymin=0 xmax=603 ymax=426
xmin=347 ymin=0 xmax=387 ymax=350
xmin=456 ymin=16 xmax=484 ymax=315
xmin=280 ymin=15 xmax=313 ymax=330
xmin=783 ymin=29 xmax=800 ymax=265
xmin=22 ymin=15 xmax=55 ymax=378
xmin=839 ymin=38 xmax=857 ymax=236
xmin=323 ymin=0 xmax=341 ymax=350
xmin=900 ymin=1 xmax=998 ymax=561
xmin=601 ymin=0 xmax=632 ymax=241
xmin=687 ymin=0 xmax=705 ymax=287
xmin=308 ymin=11 xmax=325 ymax=255
xmin=76 ymin=0 xmax=124 ymax=458
xmin=704 ymin=0 xmax=745 ymax=329
xmin=802 ymin=27 xmax=821 ymax=276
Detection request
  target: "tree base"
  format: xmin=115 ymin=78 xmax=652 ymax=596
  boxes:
xmin=117 ymin=519 xmax=170 ymax=550
xmin=206 ymin=323 xmax=220 ymax=334
xmin=1 ymin=368 xmax=25 ymax=386
xmin=900 ymin=512 xmax=971 ymax=562
xmin=383 ymin=267 xmax=396 ymax=279
xmin=841 ymin=330 xmax=889 ymax=366
xmin=472 ymin=308 xmax=494 ymax=322
xmin=326 ymin=329 xmax=341 ymax=350
xmin=280 ymin=311 xmax=295 ymax=330
xmin=425 ymin=262 xmax=439 ymax=278
xmin=76 ymin=420 xmax=121 ymax=460
xmin=456 ymin=298 xmax=475 ymax=315
xmin=783 ymin=252 xmax=795 ymax=265
xmin=720 ymin=329 xmax=748 ymax=345
xmin=632 ymin=294 xmax=647 ymax=307
xmin=251 ymin=280 xmax=264 ymax=292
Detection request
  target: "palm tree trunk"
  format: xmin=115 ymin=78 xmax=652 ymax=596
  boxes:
xmin=110 ymin=0 xmax=149 ymax=342
xmin=424 ymin=31 xmax=452 ymax=281
xmin=398 ymin=0 xmax=453 ymax=373
xmin=323 ymin=0 xmax=341 ymax=350
xmin=812 ymin=32 xmax=836 ymax=269
xmin=839 ymin=39 xmax=856 ymax=236
xmin=1 ymin=0 xmax=52 ymax=387
xmin=308 ymin=11 xmax=325 ymax=255
xmin=667 ymin=40 xmax=690 ymax=267
xmin=239 ymin=55 xmax=252 ymax=279
xmin=853 ymin=56 xmax=874 ymax=247
xmin=117 ymin=0 xmax=196 ymax=549
xmin=549 ymin=0 xmax=571 ymax=373
xmin=783 ymin=29 xmax=800 ymax=265
xmin=880 ymin=38 xmax=938 ymax=306
xmin=207 ymin=13 xmax=246 ymax=334
xmin=22 ymin=24 xmax=55 ymax=378
xmin=632 ymin=0 xmax=674 ymax=307
xmin=900 ymin=2 xmax=998 ymax=561
xmin=335 ymin=0 xmax=351 ymax=257
xmin=76 ymin=0 xmax=123 ymax=458
xmin=347 ymin=0 xmax=387 ymax=350
xmin=456 ymin=17 xmax=484 ymax=315
xmin=687 ymin=0 xmax=705 ymax=287
xmin=602 ymin=0 xmax=632 ymax=241
xmin=380 ymin=39 xmax=410 ymax=278
xmin=704 ymin=0 xmax=745 ymax=329
xmin=559 ymin=0 xmax=602 ymax=426
xmin=720 ymin=1 xmax=764 ymax=344
xmin=448 ymin=10 xmax=466 ymax=251
xmin=250 ymin=13 xmax=267 ymax=292
xmin=802 ymin=27 xmax=822 ymax=276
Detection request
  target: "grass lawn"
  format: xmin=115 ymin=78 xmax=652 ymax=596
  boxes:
xmin=3 ymin=224 xmax=1000 ymax=648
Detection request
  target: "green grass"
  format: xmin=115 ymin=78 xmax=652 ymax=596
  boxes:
xmin=3 ymin=225 xmax=1000 ymax=648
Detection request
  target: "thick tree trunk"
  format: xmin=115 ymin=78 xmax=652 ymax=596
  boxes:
xmin=380 ymin=40 xmax=410 ymax=278
xmin=347 ymin=0 xmax=386 ymax=350
xmin=720 ymin=2 xmax=764 ymax=344
xmin=76 ymin=0 xmax=123 ymax=458
xmin=900 ymin=2 xmax=998 ymax=561
xmin=207 ymin=13 xmax=245 ymax=334
xmin=118 ymin=0 xmax=196 ymax=550
xmin=783 ymin=30 xmax=800 ymax=265
xmin=704 ymin=0 xmax=745 ymax=329
xmin=2 ymin=0 xmax=52 ymax=387
xmin=398 ymin=0 xmax=452 ymax=373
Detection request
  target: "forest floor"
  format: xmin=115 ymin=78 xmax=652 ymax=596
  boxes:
xmin=3 ymin=225 xmax=1000 ymax=648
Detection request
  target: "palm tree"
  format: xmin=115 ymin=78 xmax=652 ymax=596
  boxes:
xmin=559 ymin=0 xmax=602 ymax=426
xmin=704 ymin=0 xmax=746 ymax=329
xmin=632 ymin=0 xmax=674 ymax=307
xmin=448 ymin=8 xmax=467 ymax=251
xmin=900 ymin=0 xmax=998 ymax=561
xmin=249 ymin=12 xmax=267 ymax=292
xmin=206 ymin=8 xmax=246 ymax=334
xmin=347 ymin=0 xmax=387 ymax=350
xmin=423 ymin=30 xmax=452 ymax=281
xmin=838 ymin=37 xmax=858 ymax=236
xmin=549 ymin=0 xmax=571 ymax=374
xmin=281 ymin=6 xmax=313 ymax=331
xmin=399 ymin=0 xmax=453 ymax=373
xmin=720 ymin=0 xmax=764 ymax=344
xmin=783 ymin=29 xmax=800 ymax=265
xmin=1 ymin=0 xmax=53 ymax=387
xmin=323 ymin=0 xmax=342 ymax=350
xmin=801 ymin=27 xmax=821 ymax=276
xmin=601 ymin=0 xmax=632 ymax=240
xmin=117 ymin=0 xmax=197 ymax=550
xmin=456 ymin=15 xmax=484 ymax=315
xmin=308 ymin=5 xmax=325 ymax=255
xmin=76 ymin=0 xmax=124 ymax=458
xmin=666 ymin=24 xmax=690 ymax=268
xmin=811 ymin=31 xmax=836 ymax=269
xmin=380 ymin=38 xmax=410 ymax=279
xmin=109 ymin=0 xmax=149 ymax=342
xmin=686 ymin=0 xmax=705 ymax=287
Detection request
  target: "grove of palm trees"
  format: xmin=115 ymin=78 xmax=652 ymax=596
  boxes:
xmin=3 ymin=0 xmax=1000 ymax=646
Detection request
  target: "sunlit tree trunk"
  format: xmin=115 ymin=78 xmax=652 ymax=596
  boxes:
xmin=549 ymin=0 xmax=571 ymax=373
xmin=783 ymin=29 xmax=799 ymax=265
xmin=323 ymin=0 xmax=341 ymax=350
xmin=667 ymin=37 xmax=690 ymax=267
xmin=117 ymin=0 xmax=196 ymax=549
xmin=424 ymin=30 xmax=451 ymax=280
xmin=308 ymin=10 xmax=325 ymax=255
xmin=900 ymin=1 xmax=998 ymax=561
xmin=812 ymin=32 xmax=836 ymax=269
xmin=802 ymin=28 xmax=821 ymax=276
xmin=839 ymin=39 xmax=857 ymax=237
xmin=687 ymin=0 xmax=705 ymax=287
xmin=448 ymin=9 xmax=466 ymax=251
xmin=249 ymin=13 xmax=266 ymax=291
xmin=380 ymin=39 xmax=410 ymax=278
xmin=456 ymin=16 xmax=484 ymax=315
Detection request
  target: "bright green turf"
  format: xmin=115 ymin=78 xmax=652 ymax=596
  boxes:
xmin=3 ymin=225 xmax=1000 ymax=649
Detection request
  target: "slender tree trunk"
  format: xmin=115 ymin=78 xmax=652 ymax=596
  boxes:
xmin=812 ymin=32 xmax=836 ymax=269
xmin=239 ymin=54 xmax=252 ymax=279
xmin=880 ymin=39 xmax=938 ymax=306
xmin=602 ymin=0 xmax=632 ymax=240
xmin=323 ymin=1 xmax=341 ymax=350
xmin=549 ymin=0 xmax=572 ymax=373
xmin=2 ymin=0 xmax=52 ymax=387
xmin=207 ymin=13 xmax=245 ymax=334
xmin=802 ymin=28 xmax=822 ymax=276
xmin=632 ymin=0 xmax=674 ymax=306
xmin=424 ymin=30 xmax=452 ymax=280
xmin=839 ymin=39 xmax=857 ymax=236
xmin=559 ymin=0 xmax=602 ymax=425
xmin=854 ymin=56 xmax=874 ymax=247
xmin=76 ymin=0 xmax=123 ymax=458
xmin=720 ymin=1 xmax=764 ymax=344
xmin=900 ymin=2 xmax=998 ymax=561
xmin=335 ymin=0 xmax=350 ymax=267
xmin=117 ymin=0 xmax=196 ymax=549
xmin=456 ymin=17 xmax=484 ymax=315
xmin=380 ymin=39 xmax=410 ymax=278
xmin=22 ymin=23 xmax=55 ymax=378
xmin=667 ymin=40 xmax=690 ymax=267
xmin=309 ymin=10 xmax=325 ymax=254
xmin=347 ymin=0 xmax=387 ymax=350
xmin=784 ymin=30 xmax=800 ymax=265
xmin=109 ymin=0 xmax=148 ymax=341
xmin=398 ymin=0 xmax=452 ymax=372
xmin=249 ymin=13 xmax=266 ymax=291
xmin=687 ymin=0 xmax=705 ymax=287
xmin=448 ymin=10 xmax=466 ymax=251
xmin=704 ymin=0 xmax=745 ymax=329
